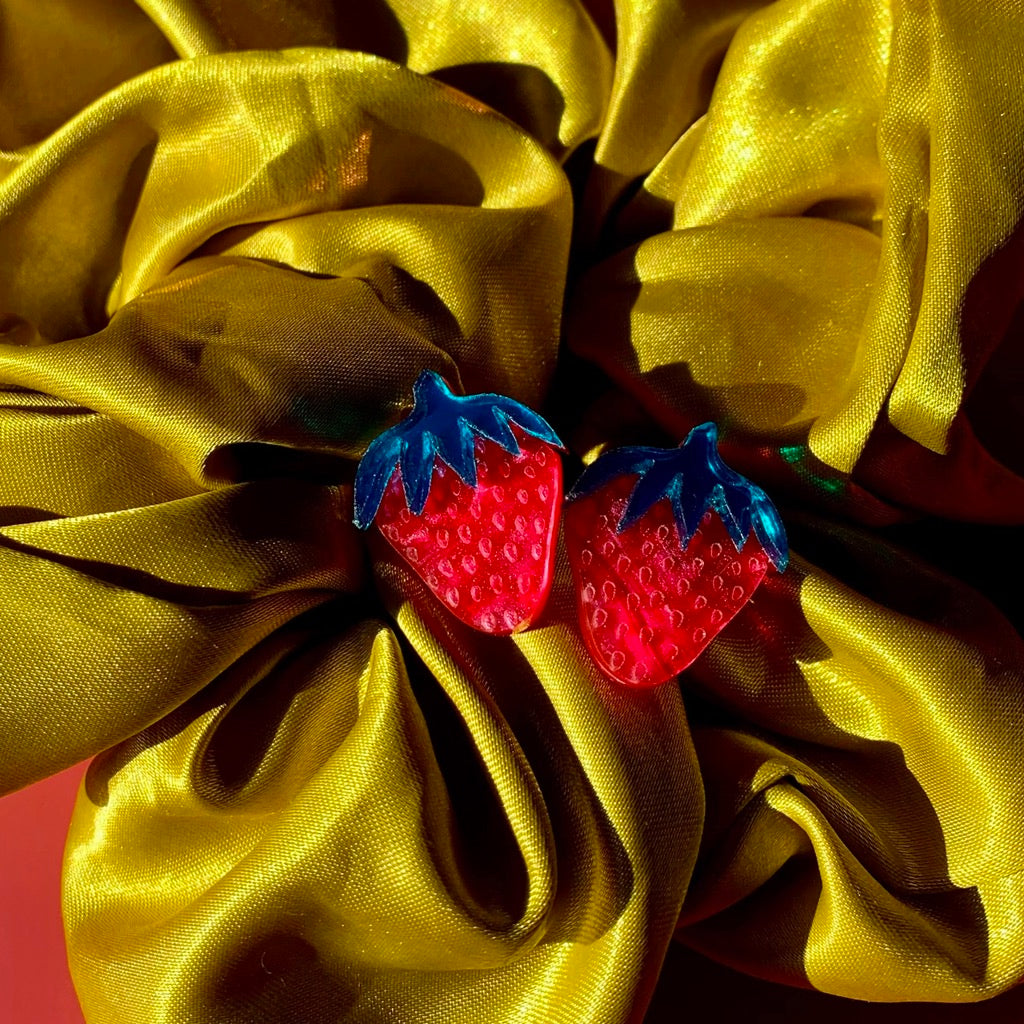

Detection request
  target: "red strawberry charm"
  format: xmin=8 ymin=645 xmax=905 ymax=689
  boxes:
xmin=354 ymin=370 xmax=564 ymax=634
xmin=564 ymin=424 xmax=788 ymax=687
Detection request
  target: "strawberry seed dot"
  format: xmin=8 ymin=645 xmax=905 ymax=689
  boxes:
xmin=616 ymin=554 xmax=631 ymax=573
xmin=516 ymin=488 xmax=530 ymax=505
xmin=489 ymin=574 xmax=504 ymax=593
xmin=601 ymin=540 xmax=615 ymax=557
xmin=446 ymin=588 xmax=460 ymax=608
xmin=638 ymin=565 xmax=652 ymax=585
xmin=641 ymin=541 xmax=654 ymax=557
xmin=523 ymin=464 xmax=536 ymax=479
xmin=447 ymin=503 xmax=459 ymax=519
xmin=609 ymin=650 xmax=625 ymax=671
xmin=712 ymin=575 xmax=723 ymax=591
xmin=398 ymin=508 xmax=411 ymax=523
xmin=436 ymin=528 xmax=449 ymax=549
xmin=731 ymin=585 xmax=745 ymax=601
xmin=671 ymin=609 xmax=685 ymax=628
xmin=517 ymin=574 xmax=532 ymax=594
xmin=500 ymin=461 xmax=512 ymax=478
xmin=693 ymin=595 xmax=707 ymax=611
xmin=656 ymin=525 xmax=669 ymax=541
xmin=492 ymin=512 xmax=506 ymax=531
xmin=503 ymin=609 xmax=520 ymax=630
xmin=462 ymin=555 xmax=477 ymax=574
xmin=710 ymin=542 xmax=722 ymax=558
xmin=504 ymin=542 xmax=518 ymax=562
xmin=615 ymin=622 xmax=627 ymax=641
xmin=692 ymin=557 xmax=704 ymax=573
xmin=626 ymin=593 xmax=640 ymax=612
xmin=583 ymin=583 xmax=596 ymax=602
xmin=405 ymin=546 xmax=419 ymax=562
xmin=538 ymin=485 xmax=550 ymax=501
xmin=533 ymin=516 xmax=545 ymax=535
xmin=479 ymin=537 xmax=492 ymax=558
xmin=531 ymin=543 xmax=543 ymax=561
xmin=650 ymin=589 xmax=665 ymax=609
xmin=639 ymin=626 xmax=653 ymax=643
xmin=693 ymin=627 xmax=707 ymax=644
xmin=458 ymin=524 xmax=473 ymax=544
xmin=580 ymin=549 xmax=593 ymax=566
xmin=439 ymin=559 xmax=454 ymax=577
xmin=481 ymin=612 xmax=497 ymax=631
xmin=535 ymin=448 xmax=547 ymax=466
xmin=514 ymin=514 xmax=528 ymax=534
xmin=593 ymin=608 xmax=607 ymax=626
xmin=493 ymin=486 xmax=506 ymax=504
xmin=710 ymin=609 xmax=723 ymax=625
xmin=470 ymin=585 xmax=482 ymax=602
xmin=601 ymin=580 xmax=616 ymax=601
xmin=729 ymin=560 xmax=742 ymax=576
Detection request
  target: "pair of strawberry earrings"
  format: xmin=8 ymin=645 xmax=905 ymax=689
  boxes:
xmin=353 ymin=371 xmax=788 ymax=688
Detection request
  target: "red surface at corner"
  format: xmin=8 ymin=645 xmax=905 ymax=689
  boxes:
xmin=0 ymin=762 xmax=88 ymax=1024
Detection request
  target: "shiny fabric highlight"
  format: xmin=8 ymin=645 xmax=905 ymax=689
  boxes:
xmin=1 ymin=1 xmax=1023 ymax=1021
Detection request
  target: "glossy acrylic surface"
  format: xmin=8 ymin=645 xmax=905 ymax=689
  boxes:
xmin=377 ymin=430 xmax=562 ymax=633
xmin=565 ymin=422 xmax=786 ymax=686
xmin=567 ymin=423 xmax=787 ymax=572
xmin=565 ymin=479 xmax=769 ymax=686
xmin=354 ymin=370 xmax=564 ymax=529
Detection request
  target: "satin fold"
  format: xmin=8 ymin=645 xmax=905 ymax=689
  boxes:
xmin=0 ymin=0 xmax=1021 ymax=1021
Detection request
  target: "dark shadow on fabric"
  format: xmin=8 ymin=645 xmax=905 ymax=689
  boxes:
xmin=580 ymin=0 xmax=616 ymax=50
xmin=373 ymin=535 xmax=634 ymax=944
xmin=84 ymin=139 xmax=156 ymax=332
xmin=396 ymin=622 xmax=531 ymax=928
xmin=647 ymin=942 xmax=1024 ymax=1024
xmin=794 ymin=510 xmax=1024 ymax=648
xmin=84 ymin=597 xmax=372 ymax=807
xmin=879 ymin=519 xmax=1024 ymax=637
xmin=964 ymin=277 xmax=1024 ymax=477
xmin=638 ymin=362 xmax=810 ymax=437
xmin=0 ymin=532 xmax=251 ymax=605
xmin=682 ymin=847 xmax=822 ymax=987
xmin=357 ymin=263 xmax=465 ymax=360
xmin=332 ymin=0 xmax=408 ymax=64
xmin=431 ymin=63 xmax=566 ymax=155
xmin=204 ymin=441 xmax=351 ymax=485
xmin=566 ymin=248 xmax=811 ymax=444
xmin=212 ymin=930 xmax=358 ymax=1023
xmin=196 ymin=622 xmax=364 ymax=803
xmin=365 ymin=124 xmax=485 ymax=207
xmin=679 ymin=547 xmax=989 ymax=988
xmin=0 ymin=506 xmax=63 ymax=526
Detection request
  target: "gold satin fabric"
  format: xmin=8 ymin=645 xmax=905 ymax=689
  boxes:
xmin=1 ymin=0 xmax=1023 ymax=1021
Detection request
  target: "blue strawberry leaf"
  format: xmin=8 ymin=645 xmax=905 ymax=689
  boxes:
xmin=567 ymin=423 xmax=788 ymax=571
xmin=353 ymin=370 xmax=564 ymax=528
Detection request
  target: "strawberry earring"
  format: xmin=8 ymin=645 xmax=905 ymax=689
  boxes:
xmin=353 ymin=370 xmax=565 ymax=634
xmin=563 ymin=423 xmax=788 ymax=688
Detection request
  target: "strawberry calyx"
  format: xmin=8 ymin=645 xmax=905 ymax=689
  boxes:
xmin=354 ymin=370 xmax=564 ymax=528
xmin=566 ymin=423 xmax=788 ymax=571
